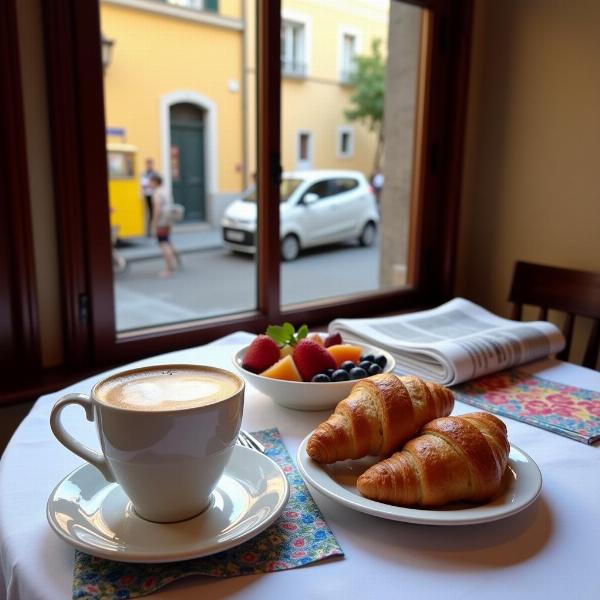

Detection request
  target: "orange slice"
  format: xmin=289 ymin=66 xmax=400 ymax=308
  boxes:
xmin=327 ymin=344 xmax=363 ymax=368
xmin=260 ymin=354 xmax=303 ymax=382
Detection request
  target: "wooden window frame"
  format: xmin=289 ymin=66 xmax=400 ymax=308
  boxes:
xmin=0 ymin=0 xmax=41 ymax=386
xmin=41 ymin=0 xmax=473 ymax=368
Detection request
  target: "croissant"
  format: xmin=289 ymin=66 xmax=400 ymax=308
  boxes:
xmin=306 ymin=374 xmax=454 ymax=463
xmin=357 ymin=412 xmax=510 ymax=507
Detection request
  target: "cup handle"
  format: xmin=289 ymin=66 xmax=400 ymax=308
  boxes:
xmin=50 ymin=393 xmax=116 ymax=482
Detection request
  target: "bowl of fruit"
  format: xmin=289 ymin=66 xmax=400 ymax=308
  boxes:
xmin=232 ymin=323 xmax=395 ymax=411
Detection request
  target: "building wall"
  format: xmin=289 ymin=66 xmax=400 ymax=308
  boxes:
xmin=101 ymin=2 xmax=244 ymax=201
xmin=457 ymin=0 xmax=600 ymax=364
xmin=245 ymin=0 xmax=388 ymax=179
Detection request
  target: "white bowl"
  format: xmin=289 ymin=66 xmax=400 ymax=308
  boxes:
xmin=232 ymin=344 xmax=395 ymax=411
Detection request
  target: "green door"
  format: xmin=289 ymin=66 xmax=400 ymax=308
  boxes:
xmin=170 ymin=117 xmax=206 ymax=222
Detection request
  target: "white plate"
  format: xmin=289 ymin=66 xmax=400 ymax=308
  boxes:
xmin=296 ymin=433 xmax=542 ymax=526
xmin=232 ymin=343 xmax=395 ymax=411
xmin=47 ymin=445 xmax=289 ymax=562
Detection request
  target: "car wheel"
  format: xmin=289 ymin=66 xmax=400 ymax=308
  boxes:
xmin=281 ymin=234 xmax=300 ymax=261
xmin=359 ymin=222 xmax=377 ymax=247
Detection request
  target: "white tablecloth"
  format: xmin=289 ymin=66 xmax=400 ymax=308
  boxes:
xmin=1 ymin=332 xmax=599 ymax=600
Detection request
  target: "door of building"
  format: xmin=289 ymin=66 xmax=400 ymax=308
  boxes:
xmin=170 ymin=103 xmax=206 ymax=222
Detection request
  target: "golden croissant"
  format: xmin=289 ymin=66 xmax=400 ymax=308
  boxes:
xmin=306 ymin=373 xmax=454 ymax=464
xmin=357 ymin=412 xmax=510 ymax=507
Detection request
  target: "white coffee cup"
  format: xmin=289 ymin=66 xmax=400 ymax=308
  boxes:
xmin=50 ymin=364 xmax=244 ymax=523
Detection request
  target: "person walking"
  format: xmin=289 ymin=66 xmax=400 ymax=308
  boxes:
xmin=149 ymin=173 xmax=179 ymax=278
xmin=140 ymin=158 xmax=157 ymax=237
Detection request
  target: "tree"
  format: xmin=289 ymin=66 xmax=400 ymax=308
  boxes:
xmin=344 ymin=38 xmax=386 ymax=173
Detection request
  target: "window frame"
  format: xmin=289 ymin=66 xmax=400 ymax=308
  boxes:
xmin=296 ymin=129 xmax=313 ymax=169
xmin=41 ymin=0 xmax=473 ymax=368
xmin=1 ymin=0 xmax=40 ymax=386
xmin=338 ymin=26 xmax=361 ymax=84
xmin=336 ymin=125 xmax=355 ymax=158
xmin=281 ymin=12 xmax=309 ymax=78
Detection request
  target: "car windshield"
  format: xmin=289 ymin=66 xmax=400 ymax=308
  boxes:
xmin=242 ymin=178 xmax=303 ymax=203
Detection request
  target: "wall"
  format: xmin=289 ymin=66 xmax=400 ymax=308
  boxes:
xmin=457 ymin=0 xmax=600 ymax=363
xmin=245 ymin=0 xmax=388 ymax=178
xmin=101 ymin=2 xmax=244 ymax=195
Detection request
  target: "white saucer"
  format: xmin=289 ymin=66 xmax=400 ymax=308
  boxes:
xmin=297 ymin=433 xmax=542 ymax=526
xmin=47 ymin=445 xmax=289 ymax=563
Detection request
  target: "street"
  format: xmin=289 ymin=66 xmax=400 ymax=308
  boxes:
xmin=114 ymin=242 xmax=381 ymax=331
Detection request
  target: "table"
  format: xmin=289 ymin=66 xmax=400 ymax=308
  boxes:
xmin=1 ymin=332 xmax=599 ymax=600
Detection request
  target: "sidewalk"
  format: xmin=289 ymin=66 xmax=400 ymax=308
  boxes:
xmin=118 ymin=225 xmax=222 ymax=261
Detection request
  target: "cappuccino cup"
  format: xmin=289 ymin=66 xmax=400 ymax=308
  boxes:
xmin=50 ymin=364 xmax=244 ymax=522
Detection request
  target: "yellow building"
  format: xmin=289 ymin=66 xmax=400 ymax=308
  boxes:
xmin=245 ymin=0 xmax=388 ymax=179
xmin=101 ymin=0 xmax=244 ymax=229
xmin=101 ymin=0 xmax=388 ymax=230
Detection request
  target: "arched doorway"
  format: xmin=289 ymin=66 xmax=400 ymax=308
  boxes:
xmin=169 ymin=102 xmax=206 ymax=222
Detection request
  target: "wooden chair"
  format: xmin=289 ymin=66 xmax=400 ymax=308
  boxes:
xmin=508 ymin=261 xmax=600 ymax=369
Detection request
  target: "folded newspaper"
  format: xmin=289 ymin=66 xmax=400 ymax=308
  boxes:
xmin=328 ymin=298 xmax=566 ymax=386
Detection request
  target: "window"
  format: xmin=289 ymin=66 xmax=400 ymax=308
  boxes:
xmin=281 ymin=20 xmax=306 ymax=77
xmin=340 ymin=32 xmax=357 ymax=83
xmin=303 ymin=180 xmax=333 ymax=200
xmin=296 ymin=131 xmax=312 ymax=170
xmin=337 ymin=126 xmax=354 ymax=158
xmin=39 ymin=0 xmax=472 ymax=368
xmin=107 ymin=150 xmax=134 ymax=179
xmin=332 ymin=178 xmax=359 ymax=194
xmin=166 ymin=0 xmax=219 ymax=12
xmin=241 ymin=178 xmax=303 ymax=204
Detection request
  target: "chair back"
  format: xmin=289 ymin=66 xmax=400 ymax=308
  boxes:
xmin=508 ymin=261 xmax=600 ymax=368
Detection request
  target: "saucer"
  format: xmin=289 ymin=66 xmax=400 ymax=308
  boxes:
xmin=47 ymin=445 xmax=289 ymax=563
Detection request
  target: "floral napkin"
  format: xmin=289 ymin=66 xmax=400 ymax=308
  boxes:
xmin=72 ymin=428 xmax=343 ymax=600
xmin=453 ymin=369 xmax=600 ymax=444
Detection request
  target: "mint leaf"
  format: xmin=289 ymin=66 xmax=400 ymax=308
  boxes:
xmin=266 ymin=325 xmax=287 ymax=345
xmin=296 ymin=324 xmax=309 ymax=341
xmin=266 ymin=322 xmax=310 ymax=346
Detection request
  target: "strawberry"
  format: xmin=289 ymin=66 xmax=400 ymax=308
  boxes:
xmin=242 ymin=334 xmax=281 ymax=373
xmin=292 ymin=339 xmax=336 ymax=382
xmin=324 ymin=332 xmax=342 ymax=347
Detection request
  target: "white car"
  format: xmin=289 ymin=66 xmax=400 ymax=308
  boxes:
xmin=221 ymin=170 xmax=379 ymax=261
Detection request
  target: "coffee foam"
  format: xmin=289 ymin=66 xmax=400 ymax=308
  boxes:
xmin=96 ymin=367 xmax=240 ymax=411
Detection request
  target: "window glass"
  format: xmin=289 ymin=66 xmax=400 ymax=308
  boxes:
xmin=304 ymin=179 xmax=332 ymax=200
xmin=338 ymin=127 xmax=354 ymax=157
xmin=280 ymin=1 xmax=423 ymax=304
xmin=333 ymin=178 xmax=359 ymax=194
xmin=281 ymin=20 xmax=306 ymax=76
xmin=241 ymin=178 xmax=303 ymax=204
xmin=101 ymin=0 xmax=257 ymax=332
xmin=107 ymin=151 xmax=134 ymax=178
xmin=340 ymin=132 xmax=350 ymax=154
xmin=298 ymin=133 xmax=309 ymax=160
xmin=341 ymin=33 xmax=357 ymax=82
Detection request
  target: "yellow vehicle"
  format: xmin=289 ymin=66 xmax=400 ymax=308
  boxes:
xmin=107 ymin=143 xmax=145 ymax=239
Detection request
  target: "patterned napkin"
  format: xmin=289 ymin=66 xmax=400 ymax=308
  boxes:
xmin=453 ymin=369 xmax=600 ymax=444
xmin=72 ymin=428 xmax=343 ymax=600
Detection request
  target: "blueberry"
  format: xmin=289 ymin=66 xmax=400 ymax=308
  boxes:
xmin=349 ymin=367 xmax=368 ymax=380
xmin=359 ymin=360 xmax=373 ymax=371
xmin=331 ymin=369 xmax=350 ymax=382
xmin=325 ymin=368 xmax=335 ymax=377
xmin=312 ymin=373 xmax=331 ymax=383
xmin=361 ymin=354 xmax=375 ymax=363
xmin=340 ymin=360 xmax=355 ymax=372
xmin=368 ymin=363 xmax=382 ymax=375
xmin=374 ymin=355 xmax=387 ymax=368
